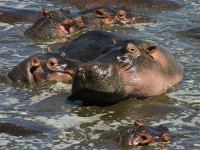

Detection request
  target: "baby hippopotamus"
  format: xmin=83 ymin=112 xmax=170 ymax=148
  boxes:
xmin=69 ymin=30 xmax=184 ymax=106
xmin=117 ymin=120 xmax=172 ymax=146
xmin=0 ymin=50 xmax=79 ymax=83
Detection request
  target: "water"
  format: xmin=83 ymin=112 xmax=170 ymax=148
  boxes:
xmin=0 ymin=0 xmax=200 ymax=149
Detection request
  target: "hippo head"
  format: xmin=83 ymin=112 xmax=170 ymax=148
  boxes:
xmin=69 ymin=41 xmax=160 ymax=105
xmin=118 ymin=120 xmax=172 ymax=146
xmin=25 ymin=9 xmax=85 ymax=40
xmin=7 ymin=50 xmax=79 ymax=83
xmin=94 ymin=7 xmax=154 ymax=26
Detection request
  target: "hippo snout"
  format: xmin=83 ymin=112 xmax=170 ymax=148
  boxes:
xmin=69 ymin=62 xmax=124 ymax=105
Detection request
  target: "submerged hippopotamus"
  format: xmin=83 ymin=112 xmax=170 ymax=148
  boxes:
xmin=0 ymin=6 xmax=71 ymax=25
xmin=78 ymin=6 xmax=155 ymax=27
xmin=178 ymin=26 xmax=200 ymax=39
xmin=62 ymin=0 xmax=182 ymax=11
xmin=25 ymin=9 xmax=85 ymax=41
xmin=69 ymin=30 xmax=184 ymax=106
xmin=117 ymin=120 xmax=172 ymax=146
xmin=0 ymin=50 xmax=79 ymax=83
xmin=0 ymin=122 xmax=42 ymax=136
xmin=0 ymin=6 xmax=43 ymax=24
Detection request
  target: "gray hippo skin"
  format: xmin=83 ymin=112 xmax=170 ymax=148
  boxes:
xmin=117 ymin=120 xmax=172 ymax=146
xmin=69 ymin=30 xmax=184 ymax=106
xmin=0 ymin=122 xmax=42 ymax=136
xmin=62 ymin=0 xmax=182 ymax=11
xmin=0 ymin=51 xmax=79 ymax=83
xmin=25 ymin=9 xmax=85 ymax=41
xmin=0 ymin=6 xmax=43 ymax=24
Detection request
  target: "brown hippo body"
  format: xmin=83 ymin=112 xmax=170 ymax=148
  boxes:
xmin=0 ymin=6 xmax=43 ymax=24
xmin=68 ymin=30 xmax=184 ymax=106
xmin=117 ymin=120 xmax=172 ymax=146
xmin=0 ymin=51 xmax=79 ymax=83
xmin=63 ymin=0 xmax=182 ymax=11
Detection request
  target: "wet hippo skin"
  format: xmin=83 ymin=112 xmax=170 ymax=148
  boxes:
xmin=24 ymin=9 xmax=85 ymax=41
xmin=69 ymin=30 xmax=184 ymax=106
xmin=78 ymin=6 xmax=156 ymax=27
xmin=117 ymin=120 xmax=172 ymax=146
xmin=0 ymin=122 xmax=42 ymax=136
xmin=0 ymin=51 xmax=79 ymax=83
xmin=0 ymin=6 xmax=43 ymax=24
xmin=61 ymin=0 xmax=182 ymax=11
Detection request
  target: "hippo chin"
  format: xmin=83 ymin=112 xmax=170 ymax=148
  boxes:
xmin=69 ymin=30 xmax=184 ymax=106
xmin=1 ymin=51 xmax=79 ymax=83
xmin=118 ymin=120 xmax=172 ymax=146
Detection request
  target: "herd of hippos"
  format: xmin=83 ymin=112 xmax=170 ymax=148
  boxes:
xmin=0 ymin=0 xmax=199 ymax=147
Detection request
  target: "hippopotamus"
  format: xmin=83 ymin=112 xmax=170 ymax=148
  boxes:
xmin=60 ymin=0 xmax=182 ymax=11
xmin=117 ymin=120 xmax=172 ymax=146
xmin=0 ymin=6 xmax=71 ymax=24
xmin=0 ymin=50 xmax=79 ymax=83
xmin=68 ymin=30 xmax=184 ymax=106
xmin=0 ymin=122 xmax=42 ymax=136
xmin=178 ymin=26 xmax=200 ymax=39
xmin=25 ymin=9 xmax=85 ymax=41
xmin=78 ymin=6 xmax=156 ymax=27
xmin=0 ymin=6 xmax=43 ymax=24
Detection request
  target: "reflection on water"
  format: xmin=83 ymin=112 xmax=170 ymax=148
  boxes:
xmin=0 ymin=0 xmax=200 ymax=149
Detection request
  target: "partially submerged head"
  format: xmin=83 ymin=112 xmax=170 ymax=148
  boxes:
xmin=118 ymin=120 xmax=172 ymax=146
xmin=25 ymin=9 xmax=86 ymax=41
xmin=7 ymin=50 xmax=80 ymax=83
xmin=94 ymin=7 xmax=155 ymax=26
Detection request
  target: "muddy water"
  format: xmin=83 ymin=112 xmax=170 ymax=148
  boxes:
xmin=0 ymin=0 xmax=199 ymax=149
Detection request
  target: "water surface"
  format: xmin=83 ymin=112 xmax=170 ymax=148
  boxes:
xmin=0 ymin=0 xmax=200 ymax=149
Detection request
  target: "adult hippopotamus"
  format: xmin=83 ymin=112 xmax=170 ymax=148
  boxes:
xmin=69 ymin=30 xmax=184 ymax=106
xmin=0 ymin=50 xmax=79 ymax=83
xmin=117 ymin=120 xmax=172 ymax=146
xmin=178 ymin=26 xmax=200 ymax=39
xmin=78 ymin=6 xmax=155 ymax=27
xmin=61 ymin=0 xmax=182 ymax=11
xmin=25 ymin=9 xmax=85 ymax=41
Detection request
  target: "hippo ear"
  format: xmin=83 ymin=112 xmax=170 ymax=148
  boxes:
xmin=134 ymin=120 xmax=144 ymax=127
xmin=60 ymin=7 xmax=70 ymax=13
xmin=112 ymin=38 xmax=117 ymax=45
xmin=47 ymin=58 xmax=60 ymax=71
xmin=42 ymin=8 xmax=50 ymax=16
xmin=31 ymin=58 xmax=41 ymax=67
xmin=47 ymin=47 xmax=53 ymax=53
xmin=146 ymin=46 xmax=157 ymax=54
xmin=139 ymin=134 xmax=152 ymax=145
xmin=161 ymin=133 xmax=172 ymax=142
xmin=126 ymin=43 xmax=139 ymax=52
xmin=59 ymin=51 xmax=67 ymax=58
